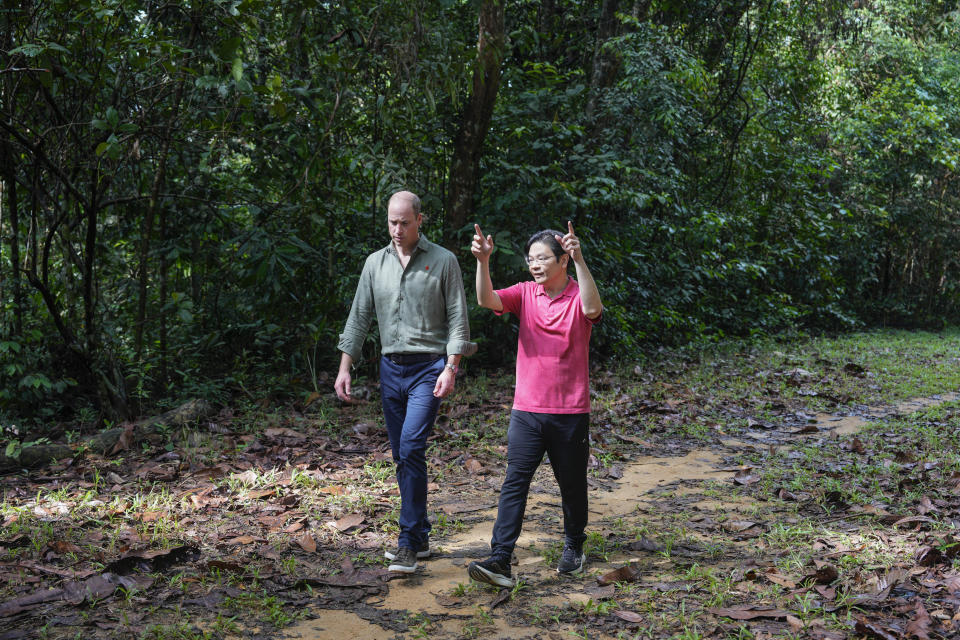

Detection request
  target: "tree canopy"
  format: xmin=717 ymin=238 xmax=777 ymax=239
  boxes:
xmin=2 ymin=0 xmax=959 ymax=423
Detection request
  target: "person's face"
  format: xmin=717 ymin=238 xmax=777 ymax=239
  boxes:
xmin=387 ymin=200 xmax=422 ymax=252
xmin=527 ymin=241 xmax=567 ymax=286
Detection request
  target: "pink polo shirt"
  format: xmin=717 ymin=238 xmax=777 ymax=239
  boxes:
xmin=495 ymin=277 xmax=600 ymax=414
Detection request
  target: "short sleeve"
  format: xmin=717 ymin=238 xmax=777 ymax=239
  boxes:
xmin=494 ymin=283 xmax=524 ymax=316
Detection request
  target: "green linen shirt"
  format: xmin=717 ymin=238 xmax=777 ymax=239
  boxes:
xmin=337 ymin=234 xmax=471 ymax=361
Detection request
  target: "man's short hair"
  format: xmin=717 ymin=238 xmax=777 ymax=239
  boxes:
xmin=390 ymin=191 xmax=421 ymax=215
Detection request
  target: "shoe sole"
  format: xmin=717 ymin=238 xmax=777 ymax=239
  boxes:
xmin=469 ymin=563 xmax=514 ymax=588
xmin=388 ymin=560 xmax=418 ymax=573
xmin=384 ymin=549 xmax=431 ymax=560
xmin=557 ymin=553 xmax=586 ymax=575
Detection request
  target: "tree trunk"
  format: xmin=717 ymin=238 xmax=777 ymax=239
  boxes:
xmin=585 ymin=0 xmax=622 ymax=120
xmin=135 ymin=20 xmax=197 ymax=362
xmin=159 ymin=201 xmax=169 ymax=386
xmin=1 ymin=155 xmax=23 ymax=335
xmin=443 ymin=0 xmax=505 ymax=250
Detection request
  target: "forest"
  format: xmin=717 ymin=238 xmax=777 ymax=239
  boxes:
xmin=4 ymin=3 xmax=960 ymax=639
xmin=1 ymin=0 xmax=958 ymax=426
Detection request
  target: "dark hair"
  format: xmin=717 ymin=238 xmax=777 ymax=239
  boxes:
xmin=525 ymin=229 xmax=564 ymax=259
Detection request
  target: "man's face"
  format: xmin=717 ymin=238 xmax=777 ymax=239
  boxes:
xmin=387 ymin=200 xmax=422 ymax=252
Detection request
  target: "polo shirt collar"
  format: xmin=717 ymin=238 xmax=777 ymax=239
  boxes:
xmin=535 ymin=276 xmax=575 ymax=298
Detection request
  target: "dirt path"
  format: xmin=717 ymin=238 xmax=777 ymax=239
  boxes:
xmin=283 ymin=391 xmax=960 ymax=639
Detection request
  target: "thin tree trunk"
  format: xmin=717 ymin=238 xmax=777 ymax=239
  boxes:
xmin=2 ymin=161 xmax=23 ymax=335
xmin=159 ymin=202 xmax=168 ymax=386
xmin=585 ymin=0 xmax=622 ymax=120
xmin=83 ymin=188 xmax=98 ymax=352
xmin=443 ymin=0 xmax=505 ymax=250
xmin=134 ymin=19 xmax=197 ymax=361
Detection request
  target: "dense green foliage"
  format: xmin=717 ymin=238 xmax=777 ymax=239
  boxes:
xmin=1 ymin=0 xmax=959 ymax=424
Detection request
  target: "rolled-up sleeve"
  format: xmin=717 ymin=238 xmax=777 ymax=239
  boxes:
xmin=337 ymin=259 xmax=375 ymax=361
xmin=442 ymin=255 xmax=471 ymax=356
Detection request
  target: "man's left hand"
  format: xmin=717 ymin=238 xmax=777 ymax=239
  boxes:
xmin=555 ymin=220 xmax=583 ymax=263
xmin=433 ymin=367 xmax=456 ymax=398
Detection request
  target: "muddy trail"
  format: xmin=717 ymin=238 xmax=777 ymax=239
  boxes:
xmin=283 ymin=391 xmax=960 ymax=640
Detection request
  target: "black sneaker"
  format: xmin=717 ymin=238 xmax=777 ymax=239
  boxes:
xmin=468 ymin=557 xmax=514 ymax=588
xmin=387 ymin=547 xmax=418 ymax=573
xmin=385 ymin=540 xmax=430 ymax=560
xmin=557 ymin=544 xmax=586 ymax=575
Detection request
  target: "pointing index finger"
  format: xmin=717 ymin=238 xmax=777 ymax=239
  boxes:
xmin=474 ymin=223 xmax=483 ymax=237
xmin=567 ymin=220 xmax=575 ymax=236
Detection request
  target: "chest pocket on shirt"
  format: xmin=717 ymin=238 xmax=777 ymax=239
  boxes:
xmin=406 ymin=267 xmax=445 ymax=331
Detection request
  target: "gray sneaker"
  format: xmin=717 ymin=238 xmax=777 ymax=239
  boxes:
xmin=388 ymin=546 xmax=418 ymax=573
xmin=385 ymin=540 xmax=430 ymax=560
xmin=557 ymin=544 xmax=586 ymax=575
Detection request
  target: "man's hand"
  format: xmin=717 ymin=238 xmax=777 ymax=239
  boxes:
xmin=433 ymin=366 xmax=456 ymax=398
xmin=334 ymin=369 xmax=356 ymax=403
xmin=471 ymin=224 xmax=494 ymax=263
xmin=555 ymin=220 xmax=583 ymax=263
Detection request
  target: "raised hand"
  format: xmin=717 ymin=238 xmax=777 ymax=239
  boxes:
xmin=471 ymin=223 xmax=494 ymax=262
xmin=555 ymin=220 xmax=582 ymax=263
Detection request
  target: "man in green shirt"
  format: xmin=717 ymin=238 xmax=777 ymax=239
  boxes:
xmin=335 ymin=190 xmax=471 ymax=573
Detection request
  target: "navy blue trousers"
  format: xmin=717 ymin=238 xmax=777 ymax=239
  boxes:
xmin=379 ymin=356 xmax=444 ymax=549
xmin=490 ymin=410 xmax=590 ymax=561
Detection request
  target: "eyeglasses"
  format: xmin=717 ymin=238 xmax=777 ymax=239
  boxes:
xmin=525 ymin=255 xmax=557 ymax=266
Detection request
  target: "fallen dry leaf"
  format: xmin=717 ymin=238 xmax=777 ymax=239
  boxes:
xmin=331 ymin=513 xmax=365 ymax=532
xmin=708 ymin=605 xmax=790 ymax=620
xmin=584 ymin=584 xmax=616 ymax=599
xmin=106 ymin=545 xmax=199 ymax=575
xmin=722 ymin=520 xmax=760 ymax=533
xmin=854 ymin=616 xmax=898 ymax=640
xmin=786 ymin=614 xmax=803 ymax=631
xmin=109 ymin=424 xmax=135 ymax=454
xmin=905 ymin=599 xmax=932 ymax=640
xmin=612 ymin=610 xmax=643 ymax=623
xmin=296 ymin=534 xmax=317 ymax=553
xmin=265 ymin=427 xmax=306 ymax=440
xmin=598 ymin=565 xmax=640 ymax=586
xmin=764 ymin=570 xmax=796 ymax=589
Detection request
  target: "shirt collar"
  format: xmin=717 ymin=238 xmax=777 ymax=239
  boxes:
xmin=535 ymin=276 xmax=575 ymax=298
xmin=386 ymin=232 xmax=431 ymax=256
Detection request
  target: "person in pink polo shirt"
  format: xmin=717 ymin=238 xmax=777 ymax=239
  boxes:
xmin=467 ymin=221 xmax=603 ymax=588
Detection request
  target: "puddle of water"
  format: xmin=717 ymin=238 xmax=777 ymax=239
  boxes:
xmin=813 ymin=413 xmax=867 ymax=436
xmin=894 ymin=391 xmax=959 ymax=413
xmin=816 ymin=392 xmax=960 ymax=436
xmin=593 ymin=450 xmax=723 ymax=517
xmin=379 ymin=557 xmax=477 ymax=615
xmin=435 ymin=614 xmax=544 ymax=639
xmin=285 ymin=609 xmax=391 ymax=640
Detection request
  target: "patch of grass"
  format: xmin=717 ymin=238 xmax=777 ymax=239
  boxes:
xmin=585 ymin=530 xmax=621 ymax=562
xmin=139 ymin=622 xmax=213 ymax=640
xmin=222 ymin=589 xmax=301 ymax=628
xmin=461 ymin=605 xmax=495 ymax=638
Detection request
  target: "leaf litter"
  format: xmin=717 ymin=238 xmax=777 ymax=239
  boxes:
xmin=5 ymin=332 xmax=960 ymax=637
